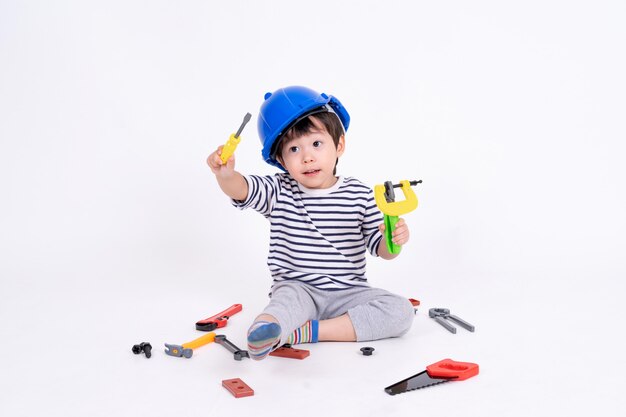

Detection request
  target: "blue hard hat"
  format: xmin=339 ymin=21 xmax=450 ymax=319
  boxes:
xmin=258 ymin=86 xmax=350 ymax=170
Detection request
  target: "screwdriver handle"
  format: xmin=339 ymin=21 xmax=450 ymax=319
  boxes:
xmin=220 ymin=133 xmax=241 ymax=164
xmin=220 ymin=113 xmax=251 ymax=164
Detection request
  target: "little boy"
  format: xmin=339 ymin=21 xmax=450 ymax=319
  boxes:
xmin=207 ymin=86 xmax=415 ymax=360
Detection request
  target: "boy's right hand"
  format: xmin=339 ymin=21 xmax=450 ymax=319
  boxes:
xmin=207 ymin=145 xmax=236 ymax=178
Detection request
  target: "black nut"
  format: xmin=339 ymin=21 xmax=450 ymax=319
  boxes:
xmin=360 ymin=347 xmax=375 ymax=356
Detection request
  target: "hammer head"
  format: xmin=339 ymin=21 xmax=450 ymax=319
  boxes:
xmin=164 ymin=343 xmax=193 ymax=358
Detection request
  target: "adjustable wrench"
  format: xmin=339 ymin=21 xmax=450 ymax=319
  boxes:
xmin=196 ymin=304 xmax=242 ymax=332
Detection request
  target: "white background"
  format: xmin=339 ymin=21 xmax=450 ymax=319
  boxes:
xmin=1 ymin=1 xmax=625 ymax=416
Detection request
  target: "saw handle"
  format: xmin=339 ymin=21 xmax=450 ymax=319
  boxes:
xmin=426 ymin=358 xmax=479 ymax=381
xmin=383 ymin=214 xmax=402 ymax=254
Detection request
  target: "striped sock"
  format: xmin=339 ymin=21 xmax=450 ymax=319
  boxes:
xmin=247 ymin=321 xmax=281 ymax=361
xmin=286 ymin=320 xmax=319 ymax=345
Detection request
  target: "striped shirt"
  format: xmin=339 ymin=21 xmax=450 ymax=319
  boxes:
xmin=233 ymin=173 xmax=384 ymax=291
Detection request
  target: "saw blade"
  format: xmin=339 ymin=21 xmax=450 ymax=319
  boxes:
xmin=384 ymin=370 xmax=451 ymax=395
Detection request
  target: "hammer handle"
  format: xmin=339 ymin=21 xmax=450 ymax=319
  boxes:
xmin=182 ymin=332 xmax=216 ymax=349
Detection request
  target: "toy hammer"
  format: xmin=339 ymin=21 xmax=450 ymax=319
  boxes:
xmin=164 ymin=332 xmax=215 ymax=358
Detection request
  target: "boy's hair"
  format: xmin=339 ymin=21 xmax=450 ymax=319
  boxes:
xmin=273 ymin=111 xmax=345 ymax=174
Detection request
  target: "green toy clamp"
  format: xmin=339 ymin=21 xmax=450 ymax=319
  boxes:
xmin=374 ymin=180 xmax=422 ymax=254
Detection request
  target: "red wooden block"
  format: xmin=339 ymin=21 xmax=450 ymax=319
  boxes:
xmin=269 ymin=346 xmax=310 ymax=359
xmin=222 ymin=378 xmax=254 ymax=398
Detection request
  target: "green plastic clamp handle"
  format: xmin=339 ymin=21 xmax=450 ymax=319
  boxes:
xmin=384 ymin=214 xmax=402 ymax=254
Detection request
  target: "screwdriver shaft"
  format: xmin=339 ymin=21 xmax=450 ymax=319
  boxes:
xmin=234 ymin=113 xmax=252 ymax=138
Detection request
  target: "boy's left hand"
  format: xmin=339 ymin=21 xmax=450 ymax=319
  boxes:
xmin=378 ymin=218 xmax=410 ymax=246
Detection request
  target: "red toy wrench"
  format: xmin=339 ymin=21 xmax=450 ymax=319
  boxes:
xmin=196 ymin=304 xmax=242 ymax=331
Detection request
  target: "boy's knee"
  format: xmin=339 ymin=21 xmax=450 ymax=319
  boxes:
xmin=352 ymin=294 xmax=415 ymax=340
xmin=388 ymin=296 xmax=415 ymax=337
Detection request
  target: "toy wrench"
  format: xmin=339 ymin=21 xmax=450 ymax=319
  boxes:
xmin=215 ymin=335 xmax=250 ymax=360
xmin=385 ymin=358 xmax=479 ymax=395
xmin=196 ymin=304 xmax=242 ymax=332
xmin=164 ymin=332 xmax=215 ymax=358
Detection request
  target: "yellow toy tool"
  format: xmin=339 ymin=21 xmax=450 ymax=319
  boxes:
xmin=374 ymin=179 xmax=422 ymax=254
xmin=220 ymin=112 xmax=252 ymax=164
xmin=164 ymin=332 xmax=216 ymax=358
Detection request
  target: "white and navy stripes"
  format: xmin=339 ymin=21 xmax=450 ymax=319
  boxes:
xmin=233 ymin=173 xmax=383 ymax=291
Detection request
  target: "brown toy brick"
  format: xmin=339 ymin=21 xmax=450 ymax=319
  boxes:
xmin=269 ymin=346 xmax=310 ymax=359
xmin=222 ymin=378 xmax=254 ymax=398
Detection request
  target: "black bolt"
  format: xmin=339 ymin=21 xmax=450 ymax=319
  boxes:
xmin=142 ymin=342 xmax=152 ymax=358
xmin=360 ymin=347 xmax=375 ymax=356
xmin=132 ymin=342 xmax=152 ymax=358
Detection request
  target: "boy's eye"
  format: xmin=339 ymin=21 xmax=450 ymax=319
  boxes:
xmin=313 ymin=141 xmax=322 ymax=147
xmin=289 ymin=146 xmax=299 ymax=153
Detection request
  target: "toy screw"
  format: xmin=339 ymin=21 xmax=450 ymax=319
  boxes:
xmin=132 ymin=342 xmax=152 ymax=358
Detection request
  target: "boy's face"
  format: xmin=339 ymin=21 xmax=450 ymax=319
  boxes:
xmin=277 ymin=118 xmax=345 ymax=189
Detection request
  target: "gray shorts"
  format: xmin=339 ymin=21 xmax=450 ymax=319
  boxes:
xmin=261 ymin=281 xmax=415 ymax=343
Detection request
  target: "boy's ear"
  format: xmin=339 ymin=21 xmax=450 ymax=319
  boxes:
xmin=336 ymin=135 xmax=346 ymax=157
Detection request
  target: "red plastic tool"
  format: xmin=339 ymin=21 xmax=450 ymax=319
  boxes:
xmin=426 ymin=359 xmax=479 ymax=380
xmin=196 ymin=304 xmax=242 ymax=331
xmin=269 ymin=345 xmax=310 ymax=360
xmin=222 ymin=378 xmax=254 ymax=398
xmin=384 ymin=359 xmax=479 ymax=395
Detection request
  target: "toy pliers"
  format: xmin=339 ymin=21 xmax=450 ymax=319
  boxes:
xmin=374 ymin=179 xmax=422 ymax=254
xmin=429 ymin=308 xmax=475 ymax=334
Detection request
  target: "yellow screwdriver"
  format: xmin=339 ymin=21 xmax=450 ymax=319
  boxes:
xmin=220 ymin=112 xmax=252 ymax=164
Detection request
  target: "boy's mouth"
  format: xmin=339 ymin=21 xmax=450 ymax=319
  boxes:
xmin=303 ymin=169 xmax=321 ymax=176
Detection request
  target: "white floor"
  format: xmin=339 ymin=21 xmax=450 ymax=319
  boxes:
xmin=1 ymin=262 xmax=624 ymax=417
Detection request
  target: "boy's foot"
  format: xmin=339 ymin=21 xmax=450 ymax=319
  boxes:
xmin=247 ymin=321 xmax=281 ymax=360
